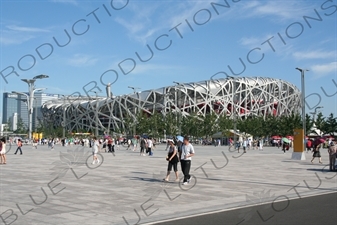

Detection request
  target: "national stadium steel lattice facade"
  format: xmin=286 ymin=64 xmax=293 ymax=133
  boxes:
xmin=41 ymin=77 xmax=301 ymax=134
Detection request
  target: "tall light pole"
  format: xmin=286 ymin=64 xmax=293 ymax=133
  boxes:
xmin=226 ymin=75 xmax=237 ymax=146
xmin=61 ymin=95 xmax=68 ymax=139
xmin=128 ymin=86 xmax=141 ymax=136
xmin=296 ymin=67 xmax=308 ymax=138
xmin=18 ymin=74 xmax=49 ymax=140
xmin=173 ymin=81 xmax=183 ymax=135
xmin=293 ymin=67 xmax=308 ymax=160
xmin=89 ymin=91 xmax=101 ymax=137
xmin=13 ymin=87 xmax=46 ymax=140
xmin=162 ymin=92 xmax=172 ymax=139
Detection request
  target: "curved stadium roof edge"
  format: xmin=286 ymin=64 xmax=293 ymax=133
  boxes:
xmin=41 ymin=76 xmax=301 ymax=133
xmin=43 ymin=76 xmax=299 ymax=107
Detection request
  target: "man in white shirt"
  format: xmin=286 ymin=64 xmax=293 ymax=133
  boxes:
xmin=147 ymin=138 xmax=153 ymax=156
xmin=243 ymin=139 xmax=247 ymax=153
xmin=92 ymin=137 xmax=100 ymax=164
xmin=179 ymin=136 xmax=195 ymax=185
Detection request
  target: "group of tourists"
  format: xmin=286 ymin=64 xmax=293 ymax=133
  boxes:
xmin=0 ymin=138 xmax=24 ymax=165
xmin=163 ymin=136 xmax=195 ymax=185
xmin=310 ymin=139 xmax=336 ymax=170
xmin=228 ymin=137 xmax=264 ymax=153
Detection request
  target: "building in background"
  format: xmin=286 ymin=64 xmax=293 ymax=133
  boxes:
xmin=32 ymin=93 xmax=60 ymax=131
xmin=41 ymin=77 xmax=302 ymax=134
xmin=18 ymin=94 xmax=29 ymax=129
xmin=2 ymin=92 xmax=59 ymax=132
xmin=11 ymin=113 xmax=18 ymax=131
xmin=0 ymin=124 xmax=7 ymax=136
xmin=2 ymin=92 xmax=19 ymax=124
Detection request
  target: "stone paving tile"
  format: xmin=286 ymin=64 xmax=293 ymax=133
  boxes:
xmin=1 ymin=144 xmax=336 ymax=225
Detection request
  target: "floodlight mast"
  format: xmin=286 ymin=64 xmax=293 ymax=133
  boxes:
xmin=16 ymin=74 xmax=49 ymax=140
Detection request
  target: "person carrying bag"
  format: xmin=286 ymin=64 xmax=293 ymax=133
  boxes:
xmin=163 ymin=139 xmax=179 ymax=182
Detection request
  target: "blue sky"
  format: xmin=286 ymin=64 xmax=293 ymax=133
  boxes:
xmin=0 ymin=0 xmax=336 ymax=117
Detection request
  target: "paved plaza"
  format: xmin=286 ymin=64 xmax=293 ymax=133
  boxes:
xmin=0 ymin=143 xmax=336 ymax=225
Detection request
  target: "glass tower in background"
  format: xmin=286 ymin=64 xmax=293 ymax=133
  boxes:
xmin=2 ymin=92 xmax=19 ymax=124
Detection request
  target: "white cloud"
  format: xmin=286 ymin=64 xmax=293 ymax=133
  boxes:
xmin=118 ymin=63 xmax=181 ymax=76
xmin=244 ymin=1 xmax=311 ymax=21
xmin=311 ymin=62 xmax=337 ymax=77
xmin=6 ymin=25 xmax=50 ymax=33
xmin=115 ymin=0 xmax=217 ymax=44
xmin=242 ymin=1 xmax=260 ymax=10
xmin=238 ymin=33 xmax=277 ymax=50
xmin=293 ymin=50 xmax=336 ymax=60
xmin=67 ymin=54 xmax=98 ymax=67
xmin=115 ymin=18 xmax=144 ymax=34
xmin=0 ymin=35 xmax=35 ymax=45
xmin=0 ymin=24 xmax=51 ymax=45
xmin=239 ymin=37 xmax=263 ymax=47
xmin=167 ymin=0 xmax=214 ymax=30
xmin=114 ymin=2 xmax=160 ymax=44
xmin=50 ymin=0 xmax=78 ymax=6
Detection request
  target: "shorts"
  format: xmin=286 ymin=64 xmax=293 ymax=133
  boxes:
xmin=167 ymin=162 xmax=178 ymax=172
xmin=92 ymin=150 xmax=98 ymax=156
xmin=0 ymin=150 xmax=6 ymax=154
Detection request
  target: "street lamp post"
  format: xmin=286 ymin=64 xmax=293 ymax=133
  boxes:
xmin=293 ymin=67 xmax=308 ymax=160
xmin=60 ymin=95 xmax=68 ymax=139
xmin=128 ymin=86 xmax=141 ymax=136
xmin=89 ymin=91 xmax=101 ymax=137
xmin=173 ymin=82 xmax=183 ymax=135
xmin=13 ymin=87 xmax=46 ymax=140
xmin=162 ymin=92 xmax=172 ymax=139
xmin=17 ymin=74 xmax=49 ymax=140
xmin=226 ymin=75 xmax=237 ymax=147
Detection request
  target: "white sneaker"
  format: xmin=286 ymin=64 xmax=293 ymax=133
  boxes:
xmin=92 ymin=161 xmax=96 ymax=165
xmin=96 ymin=159 xmax=100 ymax=164
xmin=182 ymin=182 xmax=188 ymax=185
xmin=187 ymin=177 xmax=192 ymax=183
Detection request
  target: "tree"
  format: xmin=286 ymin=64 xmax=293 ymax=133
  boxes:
xmin=147 ymin=112 xmax=163 ymax=137
xmin=122 ymin=113 xmax=135 ymax=135
xmin=237 ymin=115 xmax=265 ymax=138
xmin=135 ymin=112 xmax=149 ymax=135
xmin=315 ymin=112 xmax=325 ymax=131
xmin=305 ymin=113 xmax=314 ymax=134
xmin=277 ymin=113 xmax=302 ymax=136
xmin=264 ymin=114 xmax=279 ymax=136
xmin=14 ymin=117 xmax=27 ymax=134
xmin=181 ymin=113 xmax=202 ymax=137
xmin=217 ymin=114 xmax=233 ymax=136
xmin=200 ymin=112 xmax=218 ymax=138
xmin=164 ymin=112 xmax=178 ymax=136
xmin=322 ymin=113 xmax=337 ymax=135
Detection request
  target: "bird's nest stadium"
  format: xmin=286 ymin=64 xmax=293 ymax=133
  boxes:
xmin=41 ymin=77 xmax=301 ymax=133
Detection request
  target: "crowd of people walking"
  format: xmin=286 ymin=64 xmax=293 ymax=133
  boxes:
xmin=0 ymin=134 xmax=335 ymax=175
